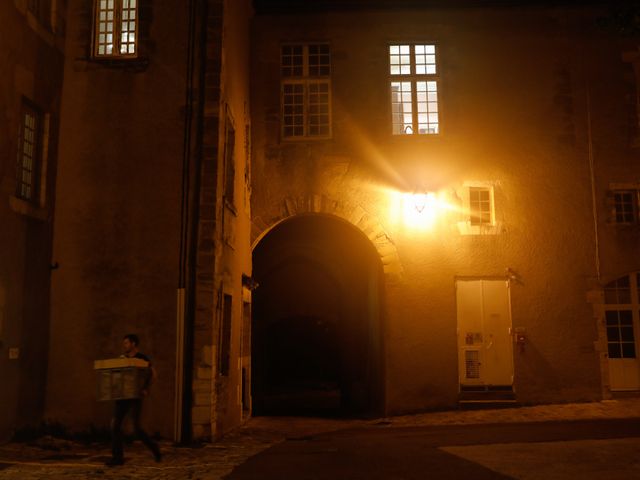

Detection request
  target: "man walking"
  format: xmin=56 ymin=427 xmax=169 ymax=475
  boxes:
xmin=106 ymin=334 xmax=162 ymax=466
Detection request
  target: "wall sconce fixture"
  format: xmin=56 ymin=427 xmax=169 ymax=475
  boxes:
xmin=412 ymin=192 xmax=429 ymax=213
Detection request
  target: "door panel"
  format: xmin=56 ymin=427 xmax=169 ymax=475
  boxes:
xmin=457 ymin=279 xmax=514 ymax=386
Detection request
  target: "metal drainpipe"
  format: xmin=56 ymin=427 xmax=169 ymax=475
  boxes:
xmin=584 ymin=36 xmax=601 ymax=282
xmin=175 ymin=0 xmax=200 ymax=444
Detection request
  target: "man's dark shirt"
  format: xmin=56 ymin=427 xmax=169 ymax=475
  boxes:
xmin=123 ymin=352 xmax=152 ymax=390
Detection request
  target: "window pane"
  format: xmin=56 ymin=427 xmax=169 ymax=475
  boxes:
xmin=607 ymin=327 xmax=620 ymax=342
xmin=604 ymin=277 xmax=632 ymax=304
xmin=415 ymin=45 xmax=436 ymax=75
xmin=16 ymin=106 xmax=39 ymax=201
xmin=95 ymin=0 xmax=116 ymax=56
xmin=391 ymin=81 xmax=413 ymax=135
xmin=307 ymin=81 xmax=330 ymax=136
xmin=619 ymin=310 xmax=633 ymax=325
xmin=608 ymin=343 xmax=622 ymax=358
xmin=389 ymin=45 xmax=411 ymax=75
xmin=620 ymin=326 xmax=635 ymax=342
xmin=308 ymin=44 xmax=330 ymax=76
xmin=621 ymin=342 xmax=636 ymax=358
xmin=469 ymin=187 xmax=492 ymax=226
xmin=613 ymin=191 xmax=637 ymax=224
xmin=282 ymin=45 xmax=304 ymax=76
xmin=416 ymin=81 xmax=438 ymax=134
xmin=282 ymin=83 xmax=305 ymax=137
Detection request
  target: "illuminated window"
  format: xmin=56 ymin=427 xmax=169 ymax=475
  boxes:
xmin=604 ymin=274 xmax=639 ymax=360
xmin=469 ymin=187 xmax=492 ymax=226
xmin=612 ymin=190 xmax=639 ymax=224
xmin=16 ymin=103 xmax=42 ymax=202
xmin=389 ymin=44 xmax=439 ymax=135
xmin=94 ymin=0 xmax=138 ymax=57
xmin=457 ymin=184 xmax=499 ymax=236
xmin=281 ymin=44 xmax=331 ymax=138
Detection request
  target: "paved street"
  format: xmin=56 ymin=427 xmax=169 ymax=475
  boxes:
xmin=0 ymin=399 xmax=638 ymax=479
xmin=229 ymin=419 xmax=640 ymax=479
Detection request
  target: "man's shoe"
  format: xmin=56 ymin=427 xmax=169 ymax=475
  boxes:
xmin=105 ymin=457 xmax=124 ymax=467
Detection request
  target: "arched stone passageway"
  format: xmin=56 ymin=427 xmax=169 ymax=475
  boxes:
xmin=252 ymin=214 xmax=385 ymax=417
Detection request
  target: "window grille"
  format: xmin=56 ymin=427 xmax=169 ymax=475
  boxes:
xmin=464 ymin=350 xmax=480 ymax=379
xmin=389 ymin=44 xmax=439 ymax=135
xmin=606 ymin=310 xmax=636 ymax=359
xmin=612 ymin=190 xmax=639 ymax=224
xmin=94 ymin=0 xmax=138 ymax=57
xmin=469 ymin=187 xmax=492 ymax=226
xmin=604 ymin=276 xmax=631 ymax=304
xmin=603 ymin=273 xmax=639 ymax=361
xmin=281 ymin=44 xmax=331 ymax=138
xmin=16 ymin=103 xmax=41 ymax=202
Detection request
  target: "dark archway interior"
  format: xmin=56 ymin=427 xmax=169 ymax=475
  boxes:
xmin=252 ymin=215 xmax=384 ymax=417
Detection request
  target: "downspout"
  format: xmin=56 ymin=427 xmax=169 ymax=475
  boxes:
xmin=176 ymin=0 xmax=202 ymax=444
xmin=581 ymin=8 xmax=601 ymax=282
xmin=586 ymin=79 xmax=601 ymax=282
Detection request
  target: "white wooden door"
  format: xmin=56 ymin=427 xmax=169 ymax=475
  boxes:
xmin=457 ymin=279 xmax=514 ymax=386
xmin=604 ymin=273 xmax=640 ymax=391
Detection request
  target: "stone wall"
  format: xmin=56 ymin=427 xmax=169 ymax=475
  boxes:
xmin=249 ymin=5 xmax=638 ymax=412
xmin=0 ymin=0 xmax=66 ymax=441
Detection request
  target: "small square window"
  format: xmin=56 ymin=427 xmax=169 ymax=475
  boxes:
xmin=614 ymin=191 xmax=637 ymax=224
xmin=469 ymin=187 xmax=493 ymax=226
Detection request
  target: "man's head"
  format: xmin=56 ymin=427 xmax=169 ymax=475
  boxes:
xmin=122 ymin=334 xmax=140 ymax=355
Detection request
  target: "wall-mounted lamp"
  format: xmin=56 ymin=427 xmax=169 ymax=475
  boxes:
xmin=412 ymin=192 xmax=429 ymax=213
xmin=388 ymin=188 xmax=450 ymax=231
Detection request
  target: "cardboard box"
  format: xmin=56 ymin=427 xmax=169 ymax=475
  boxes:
xmin=94 ymin=357 xmax=150 ymax=401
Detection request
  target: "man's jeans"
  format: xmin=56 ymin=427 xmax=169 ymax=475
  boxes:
xmin=111 ymin=398 xmax=160 ymax=460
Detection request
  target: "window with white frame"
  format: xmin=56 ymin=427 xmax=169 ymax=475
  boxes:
xmin=389 ymin=44 xmax=439 ymax=135
xmin=16 ymin=102 xmax=42 ymax=202
xmin=94 ymin=0 xmax=138 ymax=57
xmin=281 ymin=44 xmax=331 ymax=138
xmin=603 ymin=274 xmax=639 ymax=360
xmin=457 ymin=184 xmax=498 ymax=235
xmin=611 ymin=190 xmax=639 ymax=225
xmin=469 ymin=187 xmax=493 ymax=226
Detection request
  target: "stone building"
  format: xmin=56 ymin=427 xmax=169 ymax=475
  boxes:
xmin=249 ymin=0 xmax=640 ymax=416
xmin=3 ymin=0 xmax=640 ymax=444
xmin=47 ymin=0 xmax=253 ymax=441
xmin=0 ymin=0 xmax=67 ymax=442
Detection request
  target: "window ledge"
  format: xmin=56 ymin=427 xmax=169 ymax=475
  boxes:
xmin=9 ymin=195 xmax=49 ymax=221
xmin=74 ymin=57 xmax=150 ymax=73
xmin=281 ymin=136 xmax=333 ymax=143
xmin=457 ymin=221 xmax=502 ymax=236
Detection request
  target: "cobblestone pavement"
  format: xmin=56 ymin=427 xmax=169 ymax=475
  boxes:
xmin=0 ymin=398 xmax=638 ymax=479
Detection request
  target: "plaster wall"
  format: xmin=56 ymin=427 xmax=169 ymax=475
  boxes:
xmin=47 ymin=0 xmax=187 ymax=437
xmin=0 ymin=0 xmax=66 ymax=440
xmin=250 ymin=6 xmax=626 ymax=412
